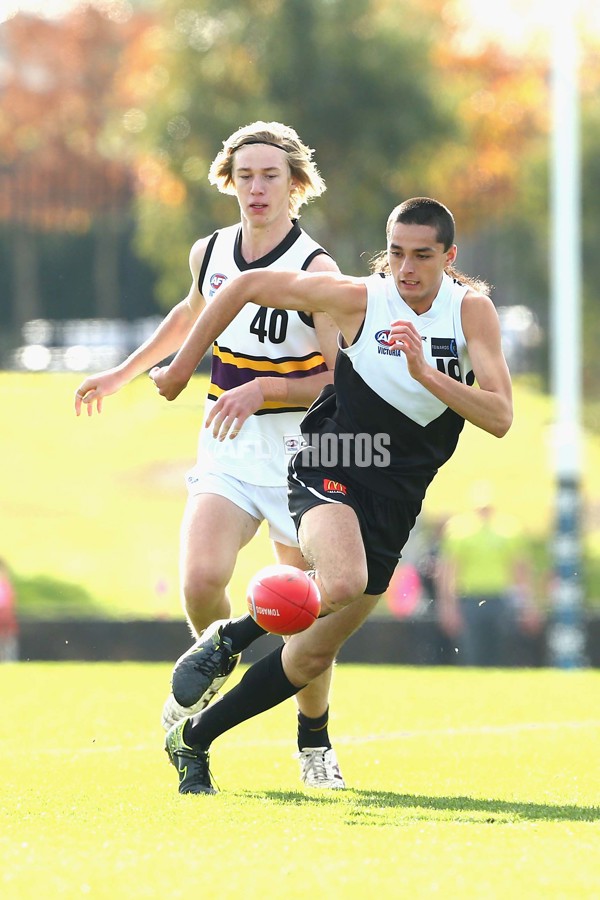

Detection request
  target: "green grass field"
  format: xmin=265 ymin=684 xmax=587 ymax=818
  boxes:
xmin=1 ymin=663 xmax=598 ymax=899
xmin=3 ymin=370 xmax=600 ymax=619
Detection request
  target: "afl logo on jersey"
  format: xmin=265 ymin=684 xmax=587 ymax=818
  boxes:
xmin=375 ymin=329 xmax=392 ymax=347
xmin=209 ymin=273 xmax=228 ymax=297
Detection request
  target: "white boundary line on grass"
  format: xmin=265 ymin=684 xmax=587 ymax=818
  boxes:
xmin=229 ymin=718 xmax=600 ymax=749
xmin=333 ymin=719 xmax=600 ymax=746
xmin=24 ymin=718 xmax=600 ymax=755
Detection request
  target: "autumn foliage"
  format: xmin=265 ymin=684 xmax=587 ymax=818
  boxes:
xmin=0 ymin=6 xmax=153 ymax=232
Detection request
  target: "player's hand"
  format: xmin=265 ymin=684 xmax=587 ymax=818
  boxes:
xmin=205 ymin=380 xmax=264 ymax=440
xmin=148 ymin=365 xmax=189 ymax=401
xmin=74 ymin=369 xmax=126 ymax=416
xmin=387 ymin=319 xmax=427 ymax=379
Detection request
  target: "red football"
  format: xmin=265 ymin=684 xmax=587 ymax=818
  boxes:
xmin=246 ymin=564 xmax=321 ymax=635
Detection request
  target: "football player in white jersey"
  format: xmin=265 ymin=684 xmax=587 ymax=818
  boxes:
xmin=150 ymin=197 xmax=514 ymax=795
xmin=74 ymin=122 xmax=346 ymax=789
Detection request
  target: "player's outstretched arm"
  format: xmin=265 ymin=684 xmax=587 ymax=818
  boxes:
xmin=74 ymin=237 xmax=209 ymax=416
xmin=75 ymin=301 xmax=201 ymax=415
xmin=203 ymin=256 xmax=342 ymax=441
xmin=149 ymin=269 xmax=366 ymax=401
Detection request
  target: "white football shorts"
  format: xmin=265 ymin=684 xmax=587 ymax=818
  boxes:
xmin=184 ymin=468 xmax=297 ymax=547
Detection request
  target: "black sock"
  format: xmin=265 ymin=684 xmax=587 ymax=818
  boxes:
xmin=221 ymin=614 xmax=267 ymax=655
xmin=184 ymin=646 xmax=304 ymax=749
xmin=297 ymin=707 xmax=331 ymax=751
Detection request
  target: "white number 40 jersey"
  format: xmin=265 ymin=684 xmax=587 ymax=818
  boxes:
xmin=194 ymin=221 xmax=331 ymax=486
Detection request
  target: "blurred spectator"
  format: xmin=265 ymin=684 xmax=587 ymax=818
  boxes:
xmin=437 ymin=484 xmax=540 ymax=666
xmin=385 ymin=561 xmax=423 ymax=619
xmin=385 ymin=515 xmax=445 ymax=620
xmin=0 ymin=559 xmax=18 ymax=662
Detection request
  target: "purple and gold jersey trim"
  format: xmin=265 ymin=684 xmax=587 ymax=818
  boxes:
xmin=212 ymin=343 xmax=326 ymax=374
xmin=207 ymin=342 xmax=327 ymax=414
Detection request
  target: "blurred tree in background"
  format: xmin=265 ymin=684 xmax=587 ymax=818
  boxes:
xmin=1 ymin=0 xmax=600 ymax=399
xmin=122 ymin=0 xmax=553 ymax=359
xmin=4 ymin=0 xmax=600 ymax=617
xmin=0 ymin=4 xmax=158 ymax=334
xmin=127 ymin=0 xmax=464 ymax=301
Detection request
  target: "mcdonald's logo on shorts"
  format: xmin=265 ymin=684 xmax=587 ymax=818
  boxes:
xmin=323 ymin=479 xmax=347 ymax=495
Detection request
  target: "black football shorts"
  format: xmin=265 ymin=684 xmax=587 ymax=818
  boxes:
xmin=287 ymin=456 xmax=420 ymax=596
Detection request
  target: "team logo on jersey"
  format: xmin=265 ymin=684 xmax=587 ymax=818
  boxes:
xmin=209 ymin=273 xmax=228 ymax=297
xmin=375 ymin=328 xmax=403 ymax=357
xmin=431 ymin=337 xmax=457 ymax=357
xmin=375 ymin=329 xmax=392 ymax=347
xmin=323 ymin=479 xmax=347 ymax=495
xmin=375 ymin=328 xmax=428 ymax=357
xmin=284 ymin=435 xmax=307 ymax=455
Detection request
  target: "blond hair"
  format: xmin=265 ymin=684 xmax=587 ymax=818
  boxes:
xmin=208 ymin=121 xmax=326 ymax=217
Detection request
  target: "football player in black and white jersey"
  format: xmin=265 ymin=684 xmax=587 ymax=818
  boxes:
xmin=74 ymin=122 xmax=349 ymax=790
xmin=152 ymin=196 xmax=513 ymax=794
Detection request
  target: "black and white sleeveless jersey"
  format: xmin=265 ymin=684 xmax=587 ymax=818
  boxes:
xmin=298 ymin=271 xmax=473 ymax=501
xmin=195 ymin=221 xmax=330 ymax=486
